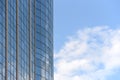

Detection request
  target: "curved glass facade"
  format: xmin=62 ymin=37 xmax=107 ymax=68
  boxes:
xmin=0 ymin=0 xmax=53 ymax=80
xmin=35 ymin=0 xmax=53 ymax=80
xmin=0 ymin=0 xmax=5 ymax=80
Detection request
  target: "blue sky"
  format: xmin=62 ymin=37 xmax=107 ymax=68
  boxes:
xmin=54 ymin=0 xmax=120 ymax=80
xmin=54 ymin=0 xmax=120 ymax=51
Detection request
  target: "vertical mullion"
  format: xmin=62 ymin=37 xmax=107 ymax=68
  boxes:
xmin=16 ymin=0 xmax=19 ymax=80
xmin=29 ymin=0 xmax=31 ymax=80
xmin=5 ymin=0 xmax=8 ymax=80
xmin=34 ymin=0 xmax=36 ymax=80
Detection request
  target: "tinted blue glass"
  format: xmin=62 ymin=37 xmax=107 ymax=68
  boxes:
xmin=35 ymin=0 xmax=53 ymax=80
xmin=0 ymin=0 xmax=5 ymax=80
xmin=0 ymin=0 xmax=53 ymax=80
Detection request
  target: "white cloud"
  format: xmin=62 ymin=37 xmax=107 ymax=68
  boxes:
xmin=54 ymin=26 xmax=120 ymax=80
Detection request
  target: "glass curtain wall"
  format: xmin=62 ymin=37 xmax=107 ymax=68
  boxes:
xmin=0 ymin=0 xmax=53 ymax=80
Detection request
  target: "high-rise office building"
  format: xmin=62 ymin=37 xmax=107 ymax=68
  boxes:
xmin=0 ymin=0 xmax=53 ymax=80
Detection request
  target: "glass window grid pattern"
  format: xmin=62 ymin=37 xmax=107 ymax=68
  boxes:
xmin=18 ymin=0 xmax=29 ymax=80
xmin=0 ymin=0 xmax=53 ymax=80
xmin=35 ymin=0 xmax=53 ymax=80
xmin=0 ymin=0 xmax=5 ymax=80
xmin=8 ymin=0 xmax=17 ymax=80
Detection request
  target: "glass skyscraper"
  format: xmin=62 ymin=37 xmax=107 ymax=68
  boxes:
xmin=0 ymin=0 xmax=53 ymax=80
